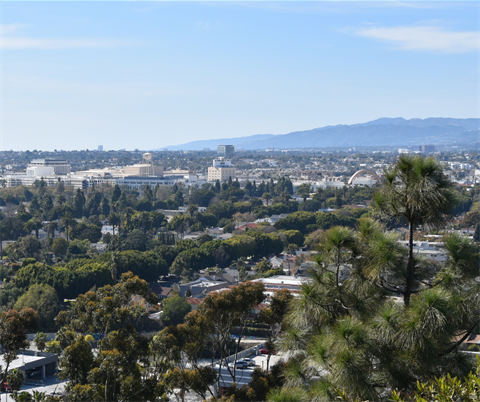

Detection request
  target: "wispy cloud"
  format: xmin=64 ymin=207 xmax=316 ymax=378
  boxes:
xmin=353 ymin=25 xmax=479 ymax=53
xmin=1 ymin=23 xmax=28 ymax=35
xmin=0 ymin=24 xmax=130 ymax=50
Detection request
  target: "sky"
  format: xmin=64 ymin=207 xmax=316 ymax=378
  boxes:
xmin=0 ymin=1 xmax=478 ymax=151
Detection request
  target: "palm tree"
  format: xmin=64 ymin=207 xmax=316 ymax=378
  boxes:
xmin=24 ymin=218 xmax=43 ymax=239
xmin=110 ymin=251 xmax=123 ymax=283
xmin=108 ymin=212 xmax=121 ymax=235
xmin=123 ymin=207 xmax=135 ymax=231
xmin=45 ymin=221 xmax=58 ymax=240
xmin=262 ymin=192 xmax=272 ymax=206
xmin=60 ymin=212 xmax=76 ymax=241
xmin=7 ymin=368 xmax=25 ymax=391
xmin=372 ymin=155 xmax=457 ymax=306
xmin=296 ymin=184 xmax=311 ymax=203
xmin=34 ymin=332 xmax=48 ymax=352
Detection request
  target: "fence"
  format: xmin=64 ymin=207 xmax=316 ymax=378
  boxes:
xmin=224 ymin=342 xmax=265 ymax=363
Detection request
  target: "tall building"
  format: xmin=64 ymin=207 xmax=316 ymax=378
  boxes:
xmin=217 ymin=145 xmax=235 ymax=159
xmin=98 ymin=145 xmax=103 ymax=152
xmin=419 ymin=145 xmax=435 ymax=153
xmin=208 ymin=158 xmax=235 ymax=182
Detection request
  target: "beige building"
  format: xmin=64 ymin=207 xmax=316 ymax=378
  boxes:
xmin=28 ymin=159 xmax=71 ymax=175
xmin=208 ymin=158 xmax=235 ymax=182
xmin=124 ymin=164 xmax=164 ymax=177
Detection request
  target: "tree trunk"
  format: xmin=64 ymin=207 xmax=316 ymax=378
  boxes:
xmin=404 ymin=221 xmax=415 ymax=307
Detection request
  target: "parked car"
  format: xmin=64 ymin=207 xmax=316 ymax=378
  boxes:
xmin=236 ymin=358 xmax=256 ymax=367
xmin=234 ymin=361 xmax=248 ymax=369
xmin=26 ymin=367 xmax=42 ymax=377
xmin=228 ymin=361 xmax=248 ymax=369
xmin=260 ymin=348 xmax=269 ymax=354
xmin=1 ymin=382 xmax=13 ymax=393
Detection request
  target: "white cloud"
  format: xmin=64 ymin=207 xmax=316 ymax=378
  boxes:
xmin=1 ymin=24 xmax=28 ymax=35
xmin=0 ymin=24 xmax=130 ymax=50
xmin=354 ymin=25 xmax=479 ymax=53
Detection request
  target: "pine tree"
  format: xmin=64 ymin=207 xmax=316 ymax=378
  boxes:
xmin=276 ymin=156 xmax=480 ymax=401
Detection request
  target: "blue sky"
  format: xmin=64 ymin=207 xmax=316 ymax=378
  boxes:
xmin=1 ymin=1 xmax=478 ymax=151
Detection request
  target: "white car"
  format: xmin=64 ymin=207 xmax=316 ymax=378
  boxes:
xmin=236 ymin=358 xmax=256 ymax=367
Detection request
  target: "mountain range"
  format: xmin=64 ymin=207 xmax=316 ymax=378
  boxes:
xmin=161 ymin=118 xmax=480 ymax=151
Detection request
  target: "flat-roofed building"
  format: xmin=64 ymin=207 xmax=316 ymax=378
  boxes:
xmin=28 ymin=159 xmax=71 ymax=175
xmin=124 ymin=164 xmax=164 ymax=177
xmin=208 ymin=158 xmax=235 ymax=182
xmin=217 ymin=145 xmax=234 ymax=159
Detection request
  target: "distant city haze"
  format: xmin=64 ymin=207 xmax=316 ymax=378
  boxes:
xmin=1 ymin=1 xmax=478 ymax=151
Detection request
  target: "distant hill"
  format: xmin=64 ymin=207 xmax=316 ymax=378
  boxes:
xmin=160 ymin=118 xmax=480 ymax=150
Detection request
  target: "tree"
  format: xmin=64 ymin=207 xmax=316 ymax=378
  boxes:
xmin=278 ymin=221 xmax=480 ymax=400
xmin=61 ymin=212 xmax=76 ymax=241
xmin=167 ymin=214 xmax=190 ymax=239
xmin=111 ymin=184 xmax=122 ymax=204
xmin=124 ymin=229 xmax=149 ymax=251
xmin=59 ymin=335 xmax=94 ymax=386
xmin=275 ymin=154 xmax=480 ymax=402
xmin=45 ymin=221 xmax=58 ymax=240
xmin=113 ymin=250 xmax=169 ymax=282
xmin=52 ymin=237 xmax=68 ymax=258
xmin=474 ymin=222 xmax=480 ymax=242
xmin=55 ymin=273 xmax=160 ymax=402
xmin=170 ymin=248 xmax=215 ymax=279
xmin=14 ymin=284 xmax=59 ymax=332
xmin=100 ymin=197 xmax=110 ymax=217
xmin=70 ymin=222 xmax=102 ymax=243
xmin=325 ymin=359 xmax=480 ymax=401
xmin=68 ymin=239 xmax=90 ymax=255
xmin=17 ymin=235 xmax=41 ymax=259
xmin=255 ymin=259 xmax=273 ymax=274
xmin=160 ymin=296 xmax=192 ymax=326
xmin=11 ymin=390 xmax=51 ymax=402
xmin=296 ymin=183 xmax=311 ymax=203
xmin=108 ymin=212 xmax=121 ymax=236
xmin=274 ymin=211 xmax=317 ymax=234
xmin=260 ymin=289 xmax=293 ymax=371
xmin=279 ymin=230 xmax=304 ymax=248
xmin=262 ymin=192 xmax=272 ymax=206
xmin=155 ymin=281 xmax=266 ymax=399
xmin=44 ymin=340 xmax=62 ymax=355
xmin=24 ymin=218 xmax=43 ymax=239
xmin=195 ymin=281 xmax=265 ymax=390
xmin=33 ymin=332 xmax=48 ymax=352
xmin=7 ymin=368 xmax=25 ymax=391
xmin=372 ymin=155 xmax=457 ymax=306
xmin=390 ymin=359 xmax=480 ymax=402
xmin=0 ymin=309 xmax=38 ymax=386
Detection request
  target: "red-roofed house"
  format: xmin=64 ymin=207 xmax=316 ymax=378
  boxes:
xmin=237 ymin=223 xmax=259 ymax=231
xmin=186 ymin=297 xmax=204 ymax=311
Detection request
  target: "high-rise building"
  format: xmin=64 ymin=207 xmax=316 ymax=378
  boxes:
xmin=419 ymin=145 xmax=435 ymax=153
xmin=98 ymin=145 xmax=104 ymax=152
xmin=217 ymin=145 xmax=235 ymax=159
